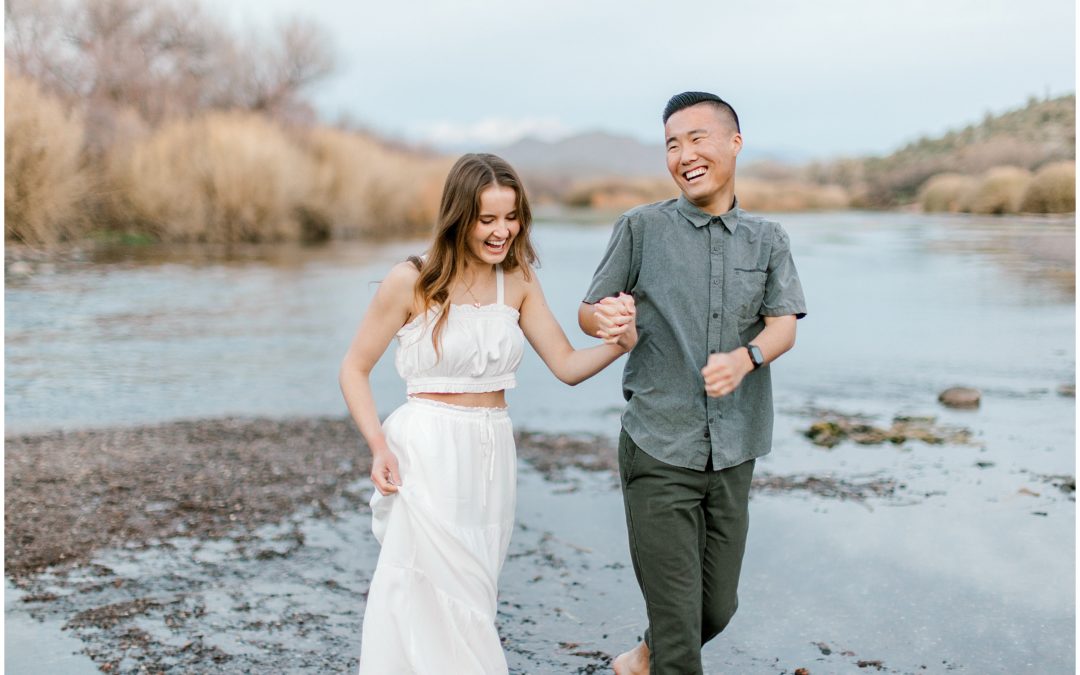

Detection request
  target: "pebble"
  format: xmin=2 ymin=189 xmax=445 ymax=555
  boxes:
xmin=938 ymin=387 xmax=981 ymax=409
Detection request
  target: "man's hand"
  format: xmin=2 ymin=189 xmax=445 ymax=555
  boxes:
xmin=612 ymin=295 xmax=638 ymax=351
xmin=593 ymin=293 xmax=636 ymax=348
xmin=701 ymin=348 xmax=753 ymax=397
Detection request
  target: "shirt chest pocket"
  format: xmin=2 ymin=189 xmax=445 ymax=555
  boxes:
xmin=731 ymin=267 xmax=767 ymax=319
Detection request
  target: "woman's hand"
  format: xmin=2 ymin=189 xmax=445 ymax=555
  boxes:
xmin=594 ymin=293 xmax=636 ymax=350
xmin=371 ymin=447 xmax=402 ymax=495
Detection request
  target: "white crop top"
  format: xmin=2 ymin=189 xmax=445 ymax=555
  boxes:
xmin=394 ymin=266 xmax=525 ymax=395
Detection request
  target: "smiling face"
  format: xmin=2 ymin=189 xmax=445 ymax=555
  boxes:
xmin=465 ymin=183 xmax=521 ymax=267
xmin=664 ymin=103 xmax=743 ymax=214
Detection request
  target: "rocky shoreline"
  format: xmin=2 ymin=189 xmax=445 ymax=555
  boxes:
xmin=6 ymin=415 xmax=924 ymax=582
xmin=6 ymin=413 xmax=1073 ymax=673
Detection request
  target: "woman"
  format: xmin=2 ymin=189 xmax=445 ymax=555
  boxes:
xmin=339 ymin=153 xmax=635 ymax=674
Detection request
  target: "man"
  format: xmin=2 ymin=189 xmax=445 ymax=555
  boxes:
xmin=581 ymin=92 xmax=807 ymax=674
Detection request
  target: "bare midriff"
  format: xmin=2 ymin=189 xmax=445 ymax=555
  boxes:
xmin=411 ymin=390 xmax=507 ymax=409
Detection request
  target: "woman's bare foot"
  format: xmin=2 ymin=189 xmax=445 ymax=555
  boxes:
xmin=612 ymin=640 xmax=649 ymax=674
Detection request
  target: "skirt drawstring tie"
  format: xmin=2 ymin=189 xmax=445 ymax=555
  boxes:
xmin=481 ymin=408 xmax=495 ymax=507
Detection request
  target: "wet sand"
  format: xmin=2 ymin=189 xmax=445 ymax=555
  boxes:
xmin=5 ymin=418 xmax=913 ymax=582
xmin=6 ymin=409 xmax=1074 ymax=673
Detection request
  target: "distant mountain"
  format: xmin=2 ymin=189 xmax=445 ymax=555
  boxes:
xmin=489 ymin=130 xmax=806 ymax=180
xmin=492 ymin=131 xmax=665 ymax=178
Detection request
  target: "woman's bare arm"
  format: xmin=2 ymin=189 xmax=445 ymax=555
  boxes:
xmin=338 ymin=262 xmax=419 ymax=494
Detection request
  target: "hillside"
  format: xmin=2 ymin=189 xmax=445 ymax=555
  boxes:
xmin=808 ymin=95 xmax=1076 ymax=207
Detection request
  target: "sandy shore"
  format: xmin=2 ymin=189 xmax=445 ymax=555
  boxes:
xmin=5 ymin=416 xmax=911 ymax=581
xmin=5 ymin=415 xmax=930 ymax=673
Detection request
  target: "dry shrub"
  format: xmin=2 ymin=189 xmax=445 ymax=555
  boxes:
xmin=741 ymin=160 xmax=804 ymax=182
xmin=961 ymin=166 xmax=1033 ymax=214
xmin=951 ymin=136 xmax=1067 ymax=174
xmin=561 ymin=176 xmax=848 ymax=212
xmin=563 ymin=178 xmax=678 ymax=211
xmin=808 ymin=95 xmax=1074 ymax=207
xmin=918 ymin=173 xmax=979 ymax=212
xmin=1020 ymin=161 xmax=1075 ymax=213
xmin=300 ymin=127 xmax=450 ymax=238
xmin=736 ymin=179 xmax=849 ymax=212
xmin=110 ymin=111 xmax=314 ymax=242
xmin=6 ymin=0 xmax=333 ymax=126
xmin=5 ymin=70 xmax=90 ymax=244
xmin=517 ymin=172 xmax=574 ymax=204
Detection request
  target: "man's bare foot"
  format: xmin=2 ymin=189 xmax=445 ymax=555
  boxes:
xmin=612 ymin=640 xmax=649 ymax=674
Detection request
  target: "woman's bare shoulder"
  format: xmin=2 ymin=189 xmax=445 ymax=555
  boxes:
xmin=387 ymin=259 xmax=422 ymax=283
xmin=506 ymin=262 xmax=539 ymax=284
xmin=377 ymin=260 xmax=421 ymax=301
xmin=505 ymin=263 xmax=542 ymax=309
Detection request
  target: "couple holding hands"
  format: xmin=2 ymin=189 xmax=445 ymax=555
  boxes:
xmin=340 ymin=91 xmax=807 ymax=675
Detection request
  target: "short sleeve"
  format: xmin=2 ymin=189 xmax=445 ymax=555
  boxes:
xmin=761 ymin=224 xmax=807 ymax=319
xmin=583 ymin=216 xmax=636 ymax=303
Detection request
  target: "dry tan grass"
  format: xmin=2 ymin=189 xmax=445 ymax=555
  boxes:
xmin=563 ymin=178 xmax=679 ymax=211
xmin=961 ymin=166 xmax=1034 ymax=214
xmin=106 ymin=114 xmax=450 ymax=242
xmin=108 ymin=111 xmax=315 ymax=243
xmin=918 ymin=173 xmax=980 ymax=212
xmin=1019 ymin=161 xmax=1075 ymax=213
xmin=5 ymin=70 xmax=90 ymax=244
xmin=300 ymin=127 xmax=450 ymax=238
xmin=737 ymin=179 xmax=850 ymax=212
xmin=562 ymin=176 xmax=848 ymax=213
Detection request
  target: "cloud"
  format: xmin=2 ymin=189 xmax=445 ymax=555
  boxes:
xmin=414 ymin=117 xmax=573 ymax=148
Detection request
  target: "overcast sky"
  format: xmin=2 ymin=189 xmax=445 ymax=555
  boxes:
xmin=223 ymin=0 xmax=1075 ymax=160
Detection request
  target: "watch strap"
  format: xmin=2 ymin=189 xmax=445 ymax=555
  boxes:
xmin=746 ymin=344 xmax=764 ymax=370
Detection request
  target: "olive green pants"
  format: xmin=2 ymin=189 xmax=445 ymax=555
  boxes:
xmin=618 ymin=429 xmax=755 ymax=675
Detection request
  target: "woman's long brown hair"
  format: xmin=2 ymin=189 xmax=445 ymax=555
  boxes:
xmin=408 ymin=153 xmax=538 ymax=357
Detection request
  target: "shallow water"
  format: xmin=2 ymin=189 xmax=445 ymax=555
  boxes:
xmin=5 ymin=211 xmax=1074 ymax=435
xmin=5 ymin=210 xmax=1075 ymax=672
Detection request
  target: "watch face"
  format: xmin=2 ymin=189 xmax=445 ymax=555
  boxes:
xmin=749 ymin=345 xmax=764 ymax=366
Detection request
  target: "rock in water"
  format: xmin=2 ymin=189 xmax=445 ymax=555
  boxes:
xmin=1057 ymin=383 xmax=1075 ymax=397
xmin=938 ymin=387 xmax=981 ymax=409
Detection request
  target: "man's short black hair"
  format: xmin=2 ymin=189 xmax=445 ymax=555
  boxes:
xmin=662 ymin=91 xmax=740 ymax=132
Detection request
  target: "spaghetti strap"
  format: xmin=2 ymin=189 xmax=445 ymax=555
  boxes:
xmin=495 ymin=266 xmax=504 ymax=305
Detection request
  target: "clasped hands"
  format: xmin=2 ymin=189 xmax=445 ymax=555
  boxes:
xmin=592 ymin=293 xmax=637 ymax=351
xmin=593 ymin=295 xmax=748 ymax=396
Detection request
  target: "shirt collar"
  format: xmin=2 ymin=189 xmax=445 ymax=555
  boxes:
xmin=676 ymin=194 xmax=741 ymax=233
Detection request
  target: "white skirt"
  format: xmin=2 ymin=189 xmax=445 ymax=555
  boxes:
xmin=359 ymin=397 xmax=517 ymax=675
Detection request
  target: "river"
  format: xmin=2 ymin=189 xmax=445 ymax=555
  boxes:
xmin=5 ymin=209 xmax=1075 ymax=673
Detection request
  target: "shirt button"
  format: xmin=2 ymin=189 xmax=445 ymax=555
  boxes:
xmin=712 ymin=312 xmax=719 ymax=318
xmin=704 ymin=431 xmax=710 ymax=439
xmin=708 ymin=417 xmax=714 ymax=423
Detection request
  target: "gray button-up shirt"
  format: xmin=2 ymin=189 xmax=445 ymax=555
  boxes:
xmin=584 ymin=194 xmax=807 ymax=471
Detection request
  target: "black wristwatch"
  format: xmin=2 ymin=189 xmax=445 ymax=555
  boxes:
xmin=746 ymin=344 xmax=764 ymax=370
